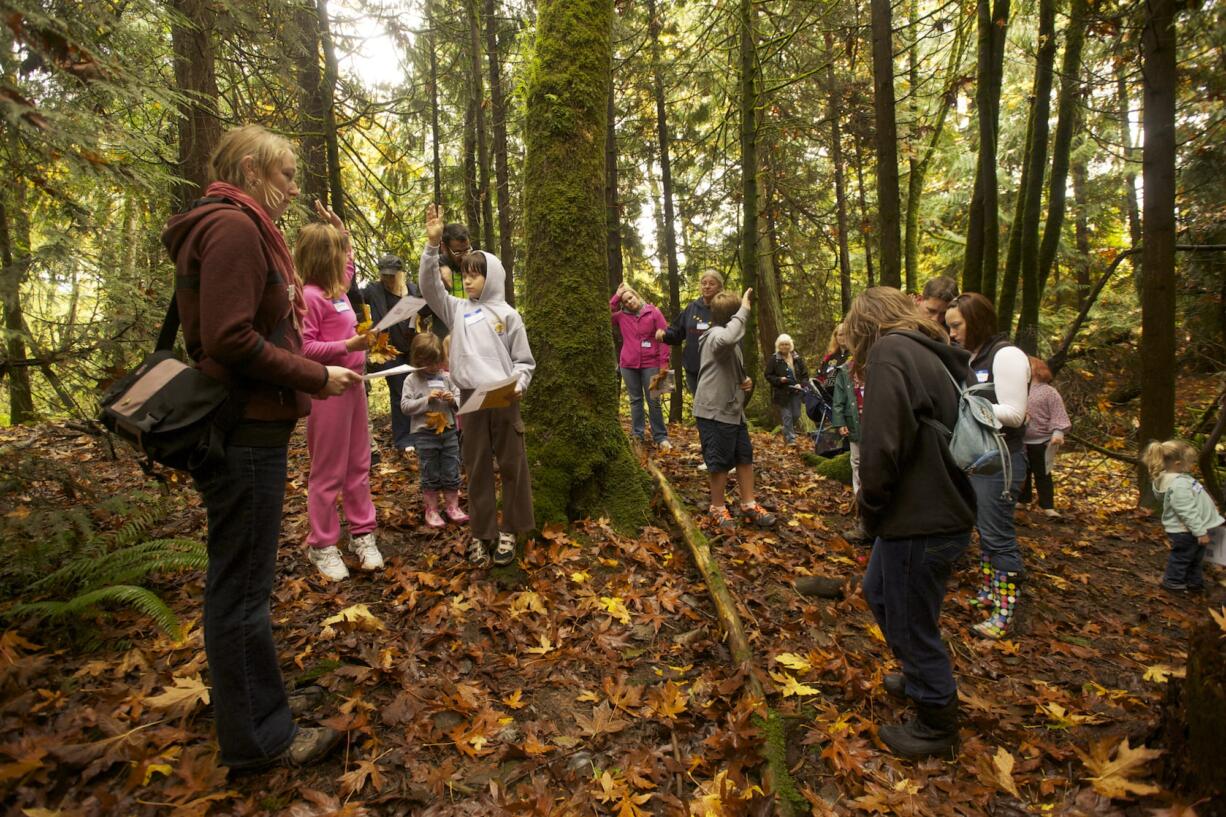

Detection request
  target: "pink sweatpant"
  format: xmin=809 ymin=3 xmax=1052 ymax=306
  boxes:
xmin=306 ymin=382 xmax=376 ymax=547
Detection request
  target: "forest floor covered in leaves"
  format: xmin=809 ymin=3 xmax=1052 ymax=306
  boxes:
xmin=1 ymin=366 xmax=1223 ymax=817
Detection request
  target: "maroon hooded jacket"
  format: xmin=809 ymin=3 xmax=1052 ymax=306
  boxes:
xmin=162 ymin=202 xmax=327 ymax=424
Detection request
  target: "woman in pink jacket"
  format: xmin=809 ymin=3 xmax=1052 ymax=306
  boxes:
xmin=296 ymin=214 xmax=381 ymax=582
xmin=611 ymin=282 xmax=672 ymax=449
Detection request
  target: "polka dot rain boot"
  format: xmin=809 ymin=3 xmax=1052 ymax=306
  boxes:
xmin=973 ymin=571 xmax=1021 ymax=640
xmin=971 ymin=558 xmax=995 ymax=608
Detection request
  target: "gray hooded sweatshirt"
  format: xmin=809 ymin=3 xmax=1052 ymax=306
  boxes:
xmin=418 ymin=245 xmax=535 ymax=393
xmin=1153 ymin=472 xmax=1224 ymax=537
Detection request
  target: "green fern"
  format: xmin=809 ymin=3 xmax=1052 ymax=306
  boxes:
xmin=9 ymin=585 xmax=184 ymax=641
xmin=29 ymin=538 xmax=206 ymax=592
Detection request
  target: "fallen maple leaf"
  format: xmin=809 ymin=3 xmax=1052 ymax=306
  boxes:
xmin=146 ymin=674 xmax=210 ymax=719
xmin=509 ymin=591 xmax=547 ymax=618
xmin=575 ymin=702 xmax=629 ymax=737
xmin=321 ymin=604 xmax=385 ymax=638
xmin=774 ymin=652 xmax=812 ymax=673
xmin=993 ymin=746 xmax=1021 ymax=798
xmin=1143 ymin=664 xmax=1185 ymax=684
xmin=646 ymin=680 xmax=688 ymax=720
xmin=769 ymin=670 xmax=820 ymax=698
xmin=523 ymin=635 xmax=556 ymax=655
xmin=338 ymin=758 xmax=385 ymax=797
xmin=423 ymin=410 xmax=450 ymax=435
xmin=1078 ymin=737 xmax=1164 ymax=800
xmin=501 ymin=689 xmax=527 ymax=709
xmin=1038 ymin=702 xmax=1105 ymax=728
xmin=1208 ymin=606 xmax=1225 ymax=635
xmin=599 ymin=596 xmax=632 ymax=624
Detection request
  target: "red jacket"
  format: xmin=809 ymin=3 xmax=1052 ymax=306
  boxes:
xmin=610 ymin=293 xmax=670 ymax=369
xmin=162 ymin=203 xmax=327 ymax=421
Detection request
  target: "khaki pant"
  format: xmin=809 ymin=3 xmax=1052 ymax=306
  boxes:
xmin=461 ymin=401 xmax=534 ymax=540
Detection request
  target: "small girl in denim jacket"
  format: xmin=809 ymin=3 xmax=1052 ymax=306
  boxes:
xmin=1142 ymin=439 xmax=1224 ymax=594
xmin=401 ymin=333 xmax=469 ymax=528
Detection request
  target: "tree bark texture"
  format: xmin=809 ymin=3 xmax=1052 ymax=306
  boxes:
xmin=1138 ymin=0 xmax=1177 ymax=502
xmin=463 ymin=96 xmax=481 ymax=245
xmin=647 ymin=0 xmax=680 ymax=331
xmin=317 ymin=0 xmax=345 ymax=220
xmin=738 ymin=0 xmax=765 ymax=378
xmin=428 ymin=0 xmax=442 ymax=206
xmin=467 ymin=0 xmax=495 ymax=254
xmin=1071 ymin=152 xmax=1091 ymax=310
xmin=604 ymin=80 xmax=623 ymax=294
xmin=1117 ymin=66 xmax=1142 ymax=294
xmin=0 ymin=182 xmax=33 ymax=423
xmin=1037 ymin=0 xmax=1086 ymax=297
xmin=170 ymin=0 xmax=220 ymax=209
xmin=964 ymin=0 xmax=1009 ymax=300
xmin=521 ymin=0 xmax=649 ymax=529
xmin=853 ymin=128 xmax=875 ymax=287
xmin=870 ymin=0 xmax=902 ymax=288
xmin=295 ymin=4 xmax=328 ymax=207
xmin=485 ymin=0 xmax=515 ymax=301
xmin=1005 ymin=0 xmax=1056 ymax=351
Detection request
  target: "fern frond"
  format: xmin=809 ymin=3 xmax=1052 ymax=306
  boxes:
xmin=8 ymin=585 xmax=183 ymax=640
xmin=29 ymin=538 xmax=204 ymax=592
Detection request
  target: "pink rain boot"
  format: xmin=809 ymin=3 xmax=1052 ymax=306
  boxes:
xmin=422 ymin=490 xmax=446 ymax=529
xmin=444 ymin=489 xmax=470 ymax=523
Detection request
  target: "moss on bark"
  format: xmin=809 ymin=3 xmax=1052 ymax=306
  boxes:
xmin=520 ymin=0 xmax=649 ymax=532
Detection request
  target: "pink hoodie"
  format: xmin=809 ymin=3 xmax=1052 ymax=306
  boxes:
xmin=302 ymin=258 xmax=365 ymax=372
xmin=610 ymin=292 xmax=670 ymax=370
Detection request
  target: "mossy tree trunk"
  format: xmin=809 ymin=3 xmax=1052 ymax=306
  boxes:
xmin=826 ymin=32 xmax=853 ymax=315
xmin=870 ymin=0 xmax=902 ymax=288
xmin=486 ymin=0 xmax=515 ymax=297
xmin=738 ymin=0 xmax=761 ymax=382
xmin=1161 ymin=620 xmax=1226 ymax=811
xmin=521 ymin=0 xmax=649 ymax=530
xmin=170 ymin=0 xmax=220 ymax=209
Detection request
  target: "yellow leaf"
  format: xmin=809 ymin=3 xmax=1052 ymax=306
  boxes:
xmin=1078 ymin=738 xmax=1164 ymax=800
xmin=600 ymin=596 xmax=632 ymax=624
xmin=769 ymin=670 xmax=820 ymax=698
xmin=570 ymin=571 xmax=591 ymax=583
xmin=424 ymin=410 xmax=450 ymax=435
xmin=993 ymin=747 xmax=1021 ymax=797
xmin=509 ymin=591 xmax=547 ymax=618
xmin=142 ymin=761 xmax=173 ymax=785
xmin=1038 ymin=702 xmax=1105 ymax=728
xmin=146 ymin=674 xmax=210 ymax=718
xmin=321 ymin=603 xmax=385 ymax=637
xmin=502 ymin=689 xmax=527 ymax=709
xmin=524 ymin=635 xmax=555 ymax=655
xmin=866 ymin=623 xmax=886 ymax=643
xmin=522 ymin=733 xmax=554 ymax=755
xmin=1143 ymin=664 xmax=1180 ymax=683
xmin=1210 ymin=606 xmax=1226 ymax=634
xmin=576 ymin=689 xmax=600 ymax=702
xmin=774 ymin=652 xmax=812 ymax=673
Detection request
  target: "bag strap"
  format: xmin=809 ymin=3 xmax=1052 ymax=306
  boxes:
xmin=155 ymin=196 xmax=233 ymax=354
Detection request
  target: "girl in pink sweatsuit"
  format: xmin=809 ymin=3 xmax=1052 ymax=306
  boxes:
xmin=296 ymin=221 xmax=382 ymax=581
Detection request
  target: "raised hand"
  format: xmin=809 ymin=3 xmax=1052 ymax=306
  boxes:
xmin=741 ymin=288 xmax=754 ymax=311
xmin=314 ymin=199 xmax=345 ymax=232
xmin=426 ymin=203 xmax=444 ymax=246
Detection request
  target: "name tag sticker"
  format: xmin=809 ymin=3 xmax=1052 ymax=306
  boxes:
xmin=333 ymin=300 xmax=351 ymax=313
xmin=641 ymin=340 xmax=653 ymax=348
xmin=696 ymin=322 xmax=710 ymax=331
xmin=463 ymin=309 xmax=484 ymax=327
xmin=428 ymin=378 xmax=445 ymax=389
xmin=975 ymin=369 xmax=990 ymax=383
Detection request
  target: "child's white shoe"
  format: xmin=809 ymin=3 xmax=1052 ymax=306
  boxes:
xmin=348 ymin=532 xmax=384 ymax=571
xmin=467 ymin=537 xmax=491 ymax=568
xmin=492 ymin=532 xmax=517 ymax=566
xmin=309 ymin=546 xmax=349 ymax=581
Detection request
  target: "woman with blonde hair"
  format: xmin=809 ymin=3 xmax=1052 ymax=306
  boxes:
xmin=764 ymin=333 xmax=809 ymax=444
xmin=846 ymin=286 xmax=974 ymax=758
xmin=611 ymin=281 xmax=671 ymax=448
xmin=161 ymin=124 xmax=359 ymax=770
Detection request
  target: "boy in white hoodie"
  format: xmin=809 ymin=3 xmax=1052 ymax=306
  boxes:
xmin=419 ymin=204 xmax=535 ymax=567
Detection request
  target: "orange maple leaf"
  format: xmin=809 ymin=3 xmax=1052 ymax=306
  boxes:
xmin=424 ymin=411 xmax=451 ymax=435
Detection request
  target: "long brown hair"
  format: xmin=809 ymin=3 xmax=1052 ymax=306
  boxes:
xmin=947 ymin=292 xmax=997 ymax=353
xmin=844 ymin=287 xmax=947 ymax=372
xmin=294 ymin=224 xmax=348 ymax=298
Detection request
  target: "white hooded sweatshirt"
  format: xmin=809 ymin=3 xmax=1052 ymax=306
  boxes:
xmin=418 ymin=245 xmax=535 ymax=393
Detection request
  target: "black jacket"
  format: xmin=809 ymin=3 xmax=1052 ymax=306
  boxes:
xmin=362 ymin=280 xmax=434 ymax=367
xmin=661 ymin=297 xmax=714 ymax=374
xmin=764 ymin=352 xmax=809 ymax=406
xmin=857 ymin=331 xmax=976 ymax=540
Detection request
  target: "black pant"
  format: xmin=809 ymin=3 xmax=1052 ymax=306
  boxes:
xmin=862 ymin=532 xmax=970 ymax=706
xmin=1163 ymin=531 xmax=1207 ymax=589
xmin=192 ymin=444 xmax=296 ymax=768
xmin=1020 ymin=442 xmax=1054 ymax=509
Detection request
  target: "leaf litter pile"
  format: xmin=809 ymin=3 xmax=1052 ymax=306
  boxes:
xmin=0 ymin=406 xmax=1222 ymax=816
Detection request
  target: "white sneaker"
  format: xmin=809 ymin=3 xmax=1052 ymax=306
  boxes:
xmin=658 ymin=439 xmax=673 ymax=451
xmin=467 ymin=537 xmax=491 ymax=568
xmin=1042 ymin=508 xmax=1062 ymax=518
xmin=492 ymin=532 xmax=517 ymax=566
xmin=308 ymin=546 xmax=349 ymax=581
xmin=348 ymin=532 xmax=384 ymax=571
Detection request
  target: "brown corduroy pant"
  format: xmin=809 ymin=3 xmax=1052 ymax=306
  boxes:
xmin=461 ymin=401 xmax=535 ymax=540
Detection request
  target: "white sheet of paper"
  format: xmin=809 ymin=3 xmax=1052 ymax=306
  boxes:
xmin=372 ymin=296 xmax=427 ymax=333
xmin=1207 ymin=526 xmax=1226 ymax=567
xmin=362 ymin=364 xmax=418 ymax=381
xmin=1045 ymin=443 xmax=1058 ymax=472
xmin=456 ymin=376 xmax=519 ymax=415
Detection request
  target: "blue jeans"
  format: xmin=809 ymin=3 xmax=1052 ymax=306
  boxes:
xmin=862 ymin=532 xmax=970 ymax=706
xmin=191 ymin=444 xmax=296 ymax=768
xmin=970 ymin=448 xmax=1027 ymax=574
xmin=779 ymin=394 xmax=802 ymax=443
xmin=412 ymin=428 xmax=461 ymax=490
xmin=1163 ymin=531 xmax=1206 ymax=589
xmin=621 ymin=367 xmax=668 ymax=443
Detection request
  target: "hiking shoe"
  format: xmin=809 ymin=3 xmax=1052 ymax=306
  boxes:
xmin=878 ymin=701 xmax=960 ymax=760
xmin=1161 ymin=580 xmax=1188 ymax=593
xmin=709 ymin=505 xmax=735 ymax=529
xmin=287 ymin=685 xmax=327 ymax=716
xmin=348 ymin=533 xmax=384 ymax=571
xmin=308 ymin=546 xmax=349 ymax=582
xmin=795 ymin=574 xmax=844 ymax=599
xmin=658 ymin=439 xmax=673 ymax=451
xmin=492 ymin=532 xmax=517 ymax=566
xmin=740 ymin=502 xmax=776 ymax=528
xmin=467 ymin=537 xmax=491 ymax=568
xmin=281 ymin=726 xmax=343 ymax=767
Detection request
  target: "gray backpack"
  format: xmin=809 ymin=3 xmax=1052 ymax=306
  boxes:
xmin=921 ymin=368 xmax=1012 ymax=493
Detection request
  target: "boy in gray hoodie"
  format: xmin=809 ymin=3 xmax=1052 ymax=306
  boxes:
xmin=693 ymin=288 xmax=776 ymax=530
xmin=419 ymin=205 xmax=535 ymax=567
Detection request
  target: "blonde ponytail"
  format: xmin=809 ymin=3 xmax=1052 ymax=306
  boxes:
xmin=1141 ymin=439 xmax=1199 ymax=481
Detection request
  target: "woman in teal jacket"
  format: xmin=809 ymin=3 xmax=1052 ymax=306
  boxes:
xmin=831 ymin=360 xmax=863 ymax=495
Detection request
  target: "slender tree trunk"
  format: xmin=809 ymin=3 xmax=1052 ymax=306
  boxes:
xmin=1137 ymin=0 xmax=1177 ymax=504
xmin=904 ymin=0 xmax=920 ymax=293
xmin=428 ymin=0 xmax=442 ymax=205
xmin=1037 ymin=0 xmax=1087 ymax=297
xmin=1005 ymin=0 xmax=1056 ymax=349
xmin=1071 ymin=153 xmax=1091 ymax=311
xmin=170 ymin=0 xmax=220 ymax=209
xmin=870 ymin=0 xmax=902 ymax=288
xmin=826 ymin=33 xmax=852 ymax=314
xmin=463 ymin=96 xmax=481 ymax=244
xmin=1117 ymin=65 xmax=1142 ymax=295
xmin=853 ymin=133 xmax=876 ymax=286
xmin=739 ymin=0 xmax=761 ymax=370
xmin=965 ymin=0 xmax=1009 ymax=299
xmin=485 ymin=0 xmax=515 ymax=301
xmin=521 ymin=0 xmax=648 ymax=528
xmin=295 ymin=4 xmax=328 ymax=206
xmin=647 ymin=0 xmax=680 ymax=319
xmin=467 ymin=0 xmax=495 ymax=253
xmin=0 ymin=177 xmax=33 ymax=423
xmin=317 ymin=0 xmax=345 ymax=220
xmin=605 ymin=81 xmax=623 ymax=294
